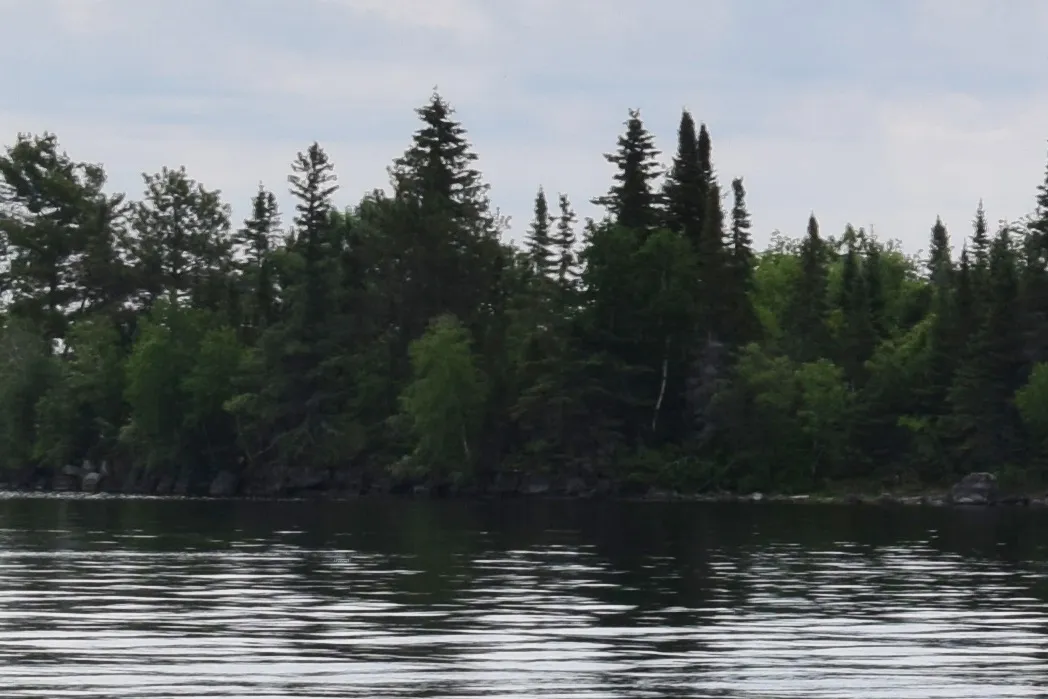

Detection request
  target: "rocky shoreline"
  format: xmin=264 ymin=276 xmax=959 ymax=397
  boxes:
xmin=0 ymin=466 xmax=1038 ymax=507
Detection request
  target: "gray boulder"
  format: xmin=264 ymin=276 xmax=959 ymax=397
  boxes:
xmin=523 ymin=476 xmax=550 ymax=496
xmin=81 ymin=472 xmax=103 ymax=493
xmin=209 ymin=470 xmax=239 ymax=497
xmin=950 ymin=472 xmax=998 ymax=505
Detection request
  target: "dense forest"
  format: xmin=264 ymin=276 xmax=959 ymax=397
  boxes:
xmin=2 ymin=92 xmax=1048 ymax=498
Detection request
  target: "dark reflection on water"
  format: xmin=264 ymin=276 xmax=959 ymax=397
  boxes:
xmin=0 ymin=497 xmax=1046 ymax=697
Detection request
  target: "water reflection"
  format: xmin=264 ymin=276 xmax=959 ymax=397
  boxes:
xmin=0 ymin=497 xmax=1044 ymax=697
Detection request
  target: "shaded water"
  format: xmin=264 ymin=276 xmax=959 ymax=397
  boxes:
xmin=0 ymin=496 xmax=1045 ymax=697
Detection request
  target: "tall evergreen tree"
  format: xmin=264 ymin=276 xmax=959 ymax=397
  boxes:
xmin=863 ymin=237 xmax=886 ymax=340
xmin=955 ymin=245 xmax=977 ymax=349
xmin=662 ymin=109 xmax=705 ymax=245
xmin=387 ymin=91 xmax=503 ymax=348
xmin=972 ymin=200 xmax=990 ymax=273
xmin=128 ymin=166 xmax=232 ymax=312
xmin=837 ymin=231 xmax=873 ymax=382
xmin=0 ymin=133 xmax=128 ymax=339
xmin=787 ymin=214 xmax=829 ymax=362
xmin=927 ymin=216 xmax=952 ymax=286
xmin=592 ymin=109 xmax=662 ymax=232
xmin=235 ymin=184 xmax=281 ymax=333
xmin=288 ymin=142 xmax=338 ymax=333
xmin=525 ymin=187 xmax=554 ymax=279
xmin=725 ymin=177 xmax=758 ymax=345
xmin=696 ymin=182 xmax=729 ymax=340
xmin=697 ymin=123 xmax=713 ymax=187
xmin=948 ymin=226 xmax=1026 ymax=470
xmin=391 ymin=91 xmax=494 ymax=234
xmin=552 ymin=193 xmax=579 ymax=293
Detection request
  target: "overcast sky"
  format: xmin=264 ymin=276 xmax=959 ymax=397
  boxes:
xmin=3 ymin=0 xmax=1047 ymax=254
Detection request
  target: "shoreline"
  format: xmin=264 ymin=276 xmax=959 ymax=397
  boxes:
xmin=0 ymin=487 xmax=1038 ymax=507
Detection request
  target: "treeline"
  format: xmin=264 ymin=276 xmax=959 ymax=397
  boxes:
xmin=2 ymin=92 xmax=1048 ymax=497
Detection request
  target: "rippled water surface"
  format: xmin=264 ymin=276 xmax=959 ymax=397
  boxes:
xmin=0 ymin=497 xmax=1046 ymax=697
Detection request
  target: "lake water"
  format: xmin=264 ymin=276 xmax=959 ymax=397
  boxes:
xmin=0 ymin=495 xmax=1045 ymax=698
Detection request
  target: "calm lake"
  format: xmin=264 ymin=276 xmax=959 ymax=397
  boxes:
xmin=0 ymin=495 xmax=1045 ymax=698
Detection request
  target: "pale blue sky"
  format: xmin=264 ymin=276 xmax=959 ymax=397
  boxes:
xmin=3 ymin=0 xmax=1048 ymax=253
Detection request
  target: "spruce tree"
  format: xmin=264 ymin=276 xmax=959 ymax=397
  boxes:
xmin=927 ymin=216 xmax=952 ymax=286
xmin=948 ymin=226 xmax=1025 ymax=470
xmin=552 ymin=193 xmax=578 ymax=293
xmin=697 ymin=123 xmax=713 ymax=184
xmin=837 ymin=231 xmax=873 ymax=383
xmin=391 ymin=91 xmax=494 ymax=233
xmin=729 ymin=178 xmax=754 ymax=272
xmin=525 ymin=186 xmax=554 ymax=279
xmin=696 ymin=182 xmax=729 ymax=339
xmin=389 ymin=92 xmax=502 ymax=331
xmin=971 ymin=200 xmax=990 ymax=273
xmin=235 ymin=184 xmax=281 ymax=333
xmin=863 ymin=237 xmax=886 ymax=340
xmin=592 ymin=109 xmax=662 ymax=232
xmin=662 ymin=109 xmax=704 ymax=245
xmin=288 ymin=142 xmax=338 ymax=332
xmin=726 ymin=177 xmax=758 ymax=345
xmin=788 ymin=213 xmax=829 ymax=362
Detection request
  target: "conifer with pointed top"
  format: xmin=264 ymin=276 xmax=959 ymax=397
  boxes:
xmin=592 ymin=108 xmax=662 ymax=232
xmin=288 ymin=142 xmax=338 ymax=331
xmin=391 ymin=91 xmax=494 ymax=233
xmin=236 ymin=183 xmax=281 ymax=331
xmin=662 ymin=109 xmax=704 ymax=245
xmin=552 ymin=193 xmax=578 ymax=291
xmin=955 ymin=244 xmax=976 ymax=348
xmin=837 ymin=227 xmax=874 ymax=382
xmin=725 ymin=177 xmax=758 ymax=344
xmin=729 ymin=177 xmax=754 ymax=273
xmin=927 ymin=216 xmax=952 ymax=286
xmin=788 ymin=213 xmax=829 ymax=361
xmin=525 ymin=186 xmax=554 ymax=279
xmin=696 ymin=182 xmax=729 ymax=339
xmin=863 ymin=237 xmax=886 ymax=339
xmin=972 ymin=200 xmax=990 ymax=273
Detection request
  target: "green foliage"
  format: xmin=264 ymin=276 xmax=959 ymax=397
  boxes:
xmin=398 ymin=315 xmax=488 ymax=480
xmin=4 ymin=94 xmax=1048 ymax=498
xmin=1016 ymin=362 xmax=1048 ymax=446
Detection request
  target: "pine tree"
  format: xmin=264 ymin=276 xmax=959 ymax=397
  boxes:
xmin=662 ymin=109 xmax=704 ymax=245
xmin=129 ymin=166 xmax=232 ymax=312
xmin=0 ymin=133 xmax=128 ymax=338
xmin=592 ymin=109 xmax=662 ymax=232
xmin=525 ymin=186 xmax=554 ymax=279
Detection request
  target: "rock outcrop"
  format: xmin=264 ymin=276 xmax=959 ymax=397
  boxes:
xmin=950 ymin=472 xmax=998 ymax=505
